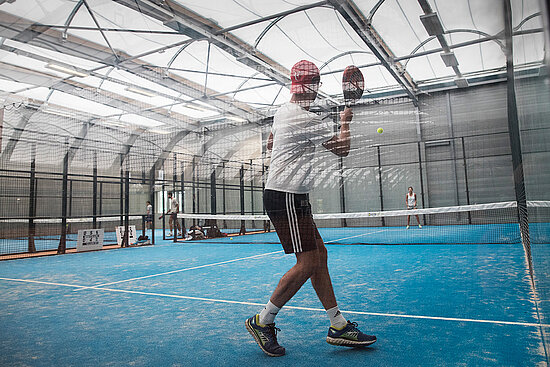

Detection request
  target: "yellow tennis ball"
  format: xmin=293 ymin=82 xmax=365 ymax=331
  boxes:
xmin=230 ymin=237 xmax=233 ymax=240
xmin=377 ymin=127 xmax=384 ymax=134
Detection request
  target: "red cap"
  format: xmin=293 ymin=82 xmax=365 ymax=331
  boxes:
xmin=290 ymin=60 xmax=320 ymax=94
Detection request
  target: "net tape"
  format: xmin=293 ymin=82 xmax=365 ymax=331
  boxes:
xmin=176 ymin=201 xmax=542 ymax=221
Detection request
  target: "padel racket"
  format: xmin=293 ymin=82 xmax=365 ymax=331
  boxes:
xmin=342 ymin=65 xmax=364 ymax=106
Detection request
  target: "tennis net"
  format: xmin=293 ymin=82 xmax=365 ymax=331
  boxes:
xmin=177 ymin=201 xmax=550 ymax=245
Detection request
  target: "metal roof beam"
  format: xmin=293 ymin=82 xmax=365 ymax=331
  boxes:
xmin=329 ymin=0 xmax=418 ymax=106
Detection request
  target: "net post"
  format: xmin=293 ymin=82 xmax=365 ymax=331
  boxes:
xmin=162 ymin=165 xmax=166 ymax=240
xmin=57 ymin=144 xmax=69 ymax=254
xmin=504 ymin=0 xmax=532 ymax=278
xmin=27 ymin=144 xmax=36 ymax=253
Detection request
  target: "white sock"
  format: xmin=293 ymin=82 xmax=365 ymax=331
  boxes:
xmin=258 ymin=300 xmax=281 ymax=325
xmin=327 ymin=306 xmax=347 ymax=329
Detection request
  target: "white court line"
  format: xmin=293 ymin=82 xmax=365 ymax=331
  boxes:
xmin=73 ymin=250 xmax=284 ymax=291
xmin=75 ymin=229 xmax=384 ymax=292
xmin=1 ymin=276 xmax=548 ymax=328
xmin=325 ymin=229 xmax=386 ymax=244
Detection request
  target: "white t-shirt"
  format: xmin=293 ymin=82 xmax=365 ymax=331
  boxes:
xmin=169 ymin=198 xmax=179 ymax=213
xmin=407 ymin=193 xmax=416 ymax=208
xmin=146 ymin=204 xmax=152 ymax=215
xmin=265 ymin=102 xmax=333 ymax=194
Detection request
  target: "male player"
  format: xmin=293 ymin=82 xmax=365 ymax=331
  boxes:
xmin=161 ymin=192 xmax=182 ymax=237
xmin=145 ymin=200 xmax=153 ymax=231
xmin=245 ymin=60 xmax=376 ymax=357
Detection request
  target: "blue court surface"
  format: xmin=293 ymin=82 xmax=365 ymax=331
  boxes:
xmin=1 ymin=234 xmax=549 ymax=366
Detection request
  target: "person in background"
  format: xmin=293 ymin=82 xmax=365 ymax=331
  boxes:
xmin=406 ymin=186 xmax=422 ymax=229
xmin=145 ymin=201 xmax=153 ymax=231
xmin=160 ymin=193 xmax=182 ymax=237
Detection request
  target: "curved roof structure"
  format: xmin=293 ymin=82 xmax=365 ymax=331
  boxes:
xmin=0 ymin=0 xmax=546 ymax=172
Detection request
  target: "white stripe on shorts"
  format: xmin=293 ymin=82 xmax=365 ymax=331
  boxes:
xmin=286 ymin=193 xmax=302 ymax=253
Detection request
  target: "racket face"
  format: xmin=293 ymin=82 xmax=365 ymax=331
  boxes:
xmin=342 ymin=65 xmax=364 ymax=104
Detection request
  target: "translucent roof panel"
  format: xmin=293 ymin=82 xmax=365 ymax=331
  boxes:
xmin=0 ymin=0 xmax=79 ymax=25
xmin=171 ymin=0 xmax=319 ymax=28
xmin=0 ymin=0 xmax=547 ymax=124
xmin=48 ymin=90 xmax=122 ymax=117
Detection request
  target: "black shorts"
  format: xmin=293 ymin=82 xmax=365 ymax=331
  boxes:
xmin=263 ymin=189 xmax=321 ymax=254
xmin=145 ymin=214 xmax=153 ymax=223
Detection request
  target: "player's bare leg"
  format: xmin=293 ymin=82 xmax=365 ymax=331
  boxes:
xmin=168 ymin=216 xmax=174 ymax=236
xmin=269 ymin=250 xmax=319 ymax=307
xmin=309 ymin=239 xmax=337 ymax=310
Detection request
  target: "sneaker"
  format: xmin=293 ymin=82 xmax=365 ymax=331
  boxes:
xmin=168 ymin=232 xmax=173 ymax=237
xmin=245 ymin=314 xmax=285 ymax=357
xmin=326 ymin=321 xmax=377 ymax=347
xmin=406 ymin=225 xmax=410 ymax=229
xmin=418 ymin=224 xmax=422 ymax=229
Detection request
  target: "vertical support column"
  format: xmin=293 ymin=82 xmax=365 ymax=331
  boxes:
xmin=376 ymin=145 xmax=385 ymax=226
xmin=68 ymin=179 xmax=73 ymax=220
xmin=119 ymin=153 xmax=124 ymax=226
xmin=173 ymin=154 xmax=178 ymax=242
xmin=239 ymin=164 xmax=246 ymax=235
xmin=222 ymin=162 xmax=227 ymax=215
xmin=261 ymin=162 xmax=265 ymax=215
xmin=99 ymin=182 xmax=103 ymax=228
xmin=261 ymin=161 xmax=269 ymax=232
xmin=57 ymin=143 xmax=69 ymax=254
xmin=181 ymin=161 xmax=185 ymax=235
xmin=122 ymin=168 xmax=130 ymax=247
xmin=141 ymin=171 xmax=146 ymax=237
xmin=162 ymin=163 xmax=166 ymax=240
xmin=446 ymin=92 xmax=460 ymax=206
xmin=249 ymin=160 xmax=254 ymax=215
xmin=192 ymin=157 xmax=197 ymax=217
xmin=504 ymin=0 xmax=531 ymax=277
xmin=28 ymin=144 xmax=36 ymax=253
xmin=149 ymin=169 xmax=156 ymax=245
xmin=93 ymin=151 xmax=97 ymax=228
xmin=417 ymin=142 xmax=426 ymax=225
xmin=461 ymin=137 xmax=472 ymax=224
xmin=210 ymin=168 xmax=217 ymax=214
xmin=339 ymin=156 xmax=347 ymax=227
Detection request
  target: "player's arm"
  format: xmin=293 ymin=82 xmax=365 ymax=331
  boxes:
xmin=323 ymin=107 xmax=352 ymax=157
xmin=267 ymin=132 xmax=273 ymax=151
